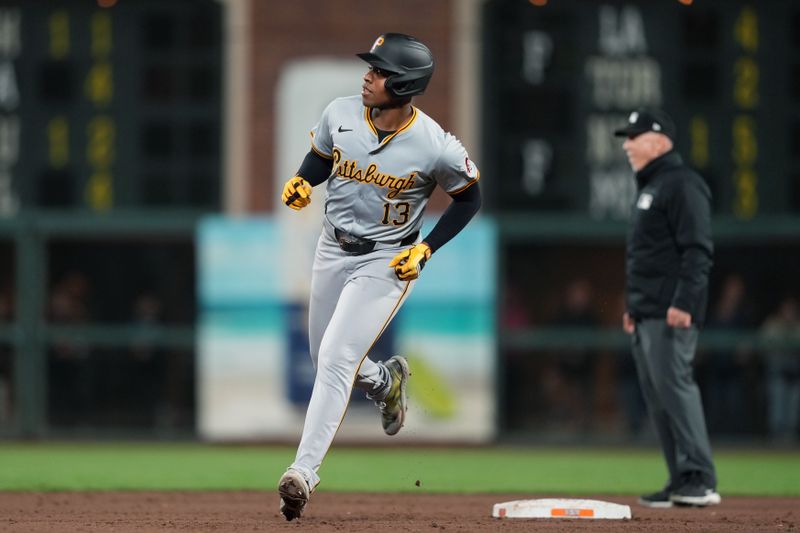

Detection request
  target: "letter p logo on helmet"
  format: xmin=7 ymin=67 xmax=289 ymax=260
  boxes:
xmin=371 ymin=36 xmax=385 ymax=52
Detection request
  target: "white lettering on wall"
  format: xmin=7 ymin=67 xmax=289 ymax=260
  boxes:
xmin=0 ymin=9 xmax=21 ymax=56
xmin=589 ymin=167 xmax=636 ymax=219
xmin=586 ymin=113 xmax=628 ymax=166
xmin=0 ymin=61 xmax=19 ymax=110
xmin=522 ymin=31 xmax=553 ymax=85
xmin=585 ymin=57 xmax=661 ymax=109
xmin=0 ymin=8 xmax=21 ymax=216
xmin=521 ymin=139 xmax=553 ymax=196
xmin=586 ymin=5 xmax=661 ymax=219
xmin=598 ymin=4 xmax=647 ymax=56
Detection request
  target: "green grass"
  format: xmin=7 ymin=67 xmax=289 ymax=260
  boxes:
xmin=0 ymin=443 xmax=797 ymax=496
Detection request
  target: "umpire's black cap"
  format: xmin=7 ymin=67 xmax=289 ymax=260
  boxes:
xmin=614 ymin=108 xmax=677 ymax=141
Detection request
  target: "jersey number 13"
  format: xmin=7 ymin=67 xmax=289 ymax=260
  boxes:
xmin=381 ymin=202 xmax=410 ymax=226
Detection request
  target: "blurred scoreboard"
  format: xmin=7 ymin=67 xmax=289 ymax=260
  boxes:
xmin=483 ymin=0 xmax=799 ymax=219
xmin=0 ymin=0 xmax=221 ymax=215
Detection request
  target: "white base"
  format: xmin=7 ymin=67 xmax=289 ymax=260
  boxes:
xmin=492 ymin=498 xmax=632 ymax=520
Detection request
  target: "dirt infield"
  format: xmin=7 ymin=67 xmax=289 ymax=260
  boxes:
xmin=1 ymin=492 xmax=796 ymax=532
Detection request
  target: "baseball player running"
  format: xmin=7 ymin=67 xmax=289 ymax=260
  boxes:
xmin=277 ymin=33 xmax=482 ymax=520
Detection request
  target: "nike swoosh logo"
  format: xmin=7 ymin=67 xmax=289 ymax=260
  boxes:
xmin=338 ymin=126 xmax=353 ymax=133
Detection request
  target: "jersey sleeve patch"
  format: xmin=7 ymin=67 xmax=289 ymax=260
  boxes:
xmin=434 ymin=134 xmax=480 ymax=195
xmin=464 ymin=157 xmax=478 ymax=179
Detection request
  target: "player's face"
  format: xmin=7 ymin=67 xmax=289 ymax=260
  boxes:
xmin=362 ymin=66 xmax=393 ymax=107
xmin=622 ymin=132 xmax=672 ymax=172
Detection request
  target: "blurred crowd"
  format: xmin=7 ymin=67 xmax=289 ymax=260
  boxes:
xmin=502 ymin=274 xmax=800 ymax=443
xmin=1 ymin=256 xmax=798 ymax=441
xmin=0 ymin=243 xmax=196 ymax=432
xmin=45 ymin=270 xmax=194 ymax=429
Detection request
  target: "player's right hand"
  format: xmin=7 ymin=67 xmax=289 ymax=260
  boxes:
xmin=282 ymin=177 xmax=312 ymax=210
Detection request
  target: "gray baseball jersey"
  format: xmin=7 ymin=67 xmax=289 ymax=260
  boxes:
xmin=310 ymin=95 xmax=479 ymax=241
xmin=286 ymin=95 xmax=479 ymax=491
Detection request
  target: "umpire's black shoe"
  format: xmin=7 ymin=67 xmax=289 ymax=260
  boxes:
xmin=638 ymin=487 xmax=674 ymax=508
xmin=670 ymin=472 xmax=721 ymax=507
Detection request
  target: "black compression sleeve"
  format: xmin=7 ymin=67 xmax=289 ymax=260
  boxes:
xmin=296 ymin=149 xmax=333 ymax=186
xmin=422 ymin=182 xmax=482 ymax=254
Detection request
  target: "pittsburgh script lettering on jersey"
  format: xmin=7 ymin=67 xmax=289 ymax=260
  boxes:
xmin=332 ymin=148 xmax=416 ymax=199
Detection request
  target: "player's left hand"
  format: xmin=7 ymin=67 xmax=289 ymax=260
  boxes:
xmin=389 ymin=243 xmax=432 ymax=281
xmin=666 ymin=306 xmax=692 ymax=328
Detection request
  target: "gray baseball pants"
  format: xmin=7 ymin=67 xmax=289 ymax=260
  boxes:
xmin=288 ymin=219 xmax=416 ymax=489
xmin=632 ymin=319 xmax=717 ymax=488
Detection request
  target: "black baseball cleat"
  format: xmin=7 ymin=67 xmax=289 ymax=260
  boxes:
xmin=670 ymin=473 xmax=721 ymax=507
xmin=638 ymin=487 xmax=674 ymax=508
xmin=278 ymin=470 xmax=310 ymax=521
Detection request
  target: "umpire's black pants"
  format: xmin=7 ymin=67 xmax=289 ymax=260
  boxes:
xmin=632 ymin=319 xmax=717 ymax=489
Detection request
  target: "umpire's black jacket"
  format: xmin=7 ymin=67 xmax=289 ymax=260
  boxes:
xmin=626 ymin=150 xmax=713 ymax=325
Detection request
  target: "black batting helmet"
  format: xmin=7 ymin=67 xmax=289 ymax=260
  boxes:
xmin=357 ymin=33 xmax=434 ymax=98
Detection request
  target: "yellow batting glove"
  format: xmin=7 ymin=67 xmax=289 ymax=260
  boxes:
xmin=282 ymin=177 xmax=312 ymax=210
xmin=389 ymin=242 xmax=432 ymax=281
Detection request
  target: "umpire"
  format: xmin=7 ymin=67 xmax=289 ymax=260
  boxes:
xmin=615 ymin=109 xmax=720 ymax=508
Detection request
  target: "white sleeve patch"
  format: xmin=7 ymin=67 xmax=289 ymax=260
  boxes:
xmin=637 ymin=193 xmax=653 ymax=210
xmin=464 ymin=157 xmax=478 ymax=179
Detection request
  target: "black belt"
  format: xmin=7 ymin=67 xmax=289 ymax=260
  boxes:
xmin=333 ymin=227 xmax=418 ymax=255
